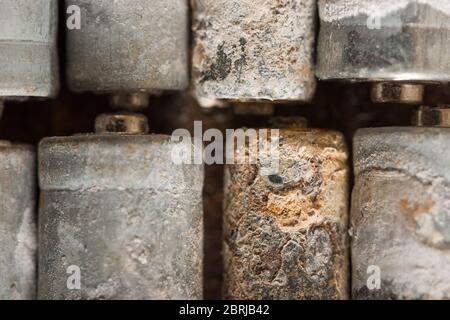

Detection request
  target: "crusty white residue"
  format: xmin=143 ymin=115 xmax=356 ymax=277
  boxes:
xmin=320 ymin=0 xmax=450 ymax=22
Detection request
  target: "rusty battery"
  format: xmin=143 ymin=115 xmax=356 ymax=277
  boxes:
xmin=223 ymin=122 xmax=349 ymax=299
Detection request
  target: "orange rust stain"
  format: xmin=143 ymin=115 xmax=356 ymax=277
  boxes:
xmin=399 ymin=197 xmax=435 ymax=218
xmin=399 ymin=199 xmax=408 ymax=211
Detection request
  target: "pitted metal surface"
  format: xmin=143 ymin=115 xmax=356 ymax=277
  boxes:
xmin=352 ymin=127 xmax=450 ymax=299
xmin=192 ymin=0 xmax=317 ymax=105
xmin=317 ymin=0 xmax=450 ymax=83
xmin=0 ymin=144 xmax=37 ymax=300
xmin=223 ymin=129 xmax=349 ymax=299
xmin=0 ymin=0 xmax=59 ymax=97
xmin=38 ymin=134 xmax=204 ymax=299
xmin=66 ymin=0 xmax=189 ymax=94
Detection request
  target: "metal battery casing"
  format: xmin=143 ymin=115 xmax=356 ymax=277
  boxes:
xmin=66 ymin=0 xmax=189 ymax=93
xmin=0 ymin=143 xmax=37 ymax=300
xmin=38 ymin=134 xmax=203 ymax=299
xmin=352 ymin=127 xmax=450 ymax=299
xmin=192 ymin=0 xmax=317 ymax=104
xmin=0 ymin=0 xmax=59 ymax=97
xmin=316 ymin=0 xmax=450 ymax=83
xmin=223 ymin=129 xmax=349 ymax=299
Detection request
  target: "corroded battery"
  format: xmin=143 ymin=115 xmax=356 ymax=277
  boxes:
xmin=66 ymin=0 xmax=189 ymax=94
xmin=352 ymin=126 xmax=450 ymax=299
xmin=192 ymin=0 xmax=317 ymax=105
xmin=0 ymin=141 xmax=37 ymax=300
xmin=223 ymin=125 xmax=349 ymax=299
xmin=0 ymin=0 xmax=59 ymax=98
xmin=38 ymin=115 xmax=203 ymax=300
xmin=316 ymin=0 xmax=450 ymax=103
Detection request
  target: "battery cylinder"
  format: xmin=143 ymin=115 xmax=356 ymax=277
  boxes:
xmin=352 ymin=127 xmax=450 ymax=299
xmin=316 ymin=0 xmax=450 ymax=103
xmin=38 ymin=115 xmax=203 ymax=300
xmin=0 ymin=142 xmax=37 ymax=300
xmin=223 ymin=127 xmax=349 ymax=299
xmin=66 ymin=0 xmax=189 ymax=95
xmin=0 ymin=0 xmax=59 ymax=98
xmin=192 ymin=0 xmax=317 ymax=105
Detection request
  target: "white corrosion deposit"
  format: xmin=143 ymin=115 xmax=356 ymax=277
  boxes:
xmin=192 ymin=0 xmax=316 ymax=104
xmin=320 ymin=0 xmax=450 ymax=22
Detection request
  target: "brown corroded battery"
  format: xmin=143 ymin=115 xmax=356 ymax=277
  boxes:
xmin=192 ymin=0 xmax=317 ymax=106
xmin=223 ymin=124 xmax=349 ymax=299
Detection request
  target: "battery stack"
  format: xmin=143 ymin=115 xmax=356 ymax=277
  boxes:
xmin=316 ymin=0 xmax=450 ymax=299
xmin=191 ymin=0 xmax=350 ymax=299
xmin=1 ymin=0 xmax=450 ymax=302
xmin=38 ymin=0 xmax=203 ymax=300
xmin=0 ymin=0 xmax=58 ymax=300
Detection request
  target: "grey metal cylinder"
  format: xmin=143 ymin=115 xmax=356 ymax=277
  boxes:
xmin=0 ymin=142 xmax=37 ymax=300
xmin=66 ymin=0 xmax=189 ymax=94
xmin=192 ymin=0 xmax=317 ymax=105
xmin=223 ymin=129 xmax=349 ymax=300
xmin=0 ymin=0 xmax=59 ymax=98
xmin=352 ymin=127 xmax=450 ymax=299
xmin=316 ymin=0 xmax=450 ymax=83
xmin=38 ymin=134 xmax=203 ymax=300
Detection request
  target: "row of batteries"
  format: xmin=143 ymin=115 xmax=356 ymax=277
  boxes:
xmin=1 ymin=0 xmax=450 ymax=300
